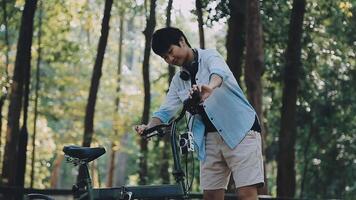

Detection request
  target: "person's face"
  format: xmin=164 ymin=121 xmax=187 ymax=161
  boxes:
xmin=161 ymin=38 xmax=191 ymax=66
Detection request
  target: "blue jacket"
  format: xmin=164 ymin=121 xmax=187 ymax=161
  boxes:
xmin=153 ymin=48 xmax=257 ymax=160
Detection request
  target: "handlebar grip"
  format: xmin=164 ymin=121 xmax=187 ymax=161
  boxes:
xmin=142 ymin=125 xmax=163 ymax=135
xmin=141 ymin=124 xmax=170 ymax=139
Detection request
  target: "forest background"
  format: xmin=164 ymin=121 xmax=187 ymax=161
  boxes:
xmin=0 ymin=0 xmax=355 ymax=199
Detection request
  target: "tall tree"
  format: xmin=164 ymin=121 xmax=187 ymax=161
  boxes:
xmin=16 ymin=12 xmax=34 ymax=187
xmin=82 ymin=0 xmax=113 ymax=147
xmin=107 ymin=8 xmax=125 ymax=187
xmin=244 ymin=0 xmax=267 ymax=194
xmin=139 ymin=0 xmax=156 ymax=185
xmin=226 ymin=0 xmax=246 ymax=85
xmin=113 ymin=13 xmax=138 ymax=187
xmin=30 ymin=0 xmax=43 ymax=188
xmin=277 ymin=0 xmax=306 ymax=197
xmin=195 ymin=0 xmax=205 ymax=48
xmin=167 ymin=0 xmax=175 ymax=85
xmin=161 ymin=0 xmax=174 ymax=184
xmin=1 ymin=0 xmax=37 ymax=193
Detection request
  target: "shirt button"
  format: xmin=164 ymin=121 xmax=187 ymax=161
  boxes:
xmin=210 ymin=117 xmax=213 ymax=120
xmin=219 ymin=129 xmax=222 ymax=132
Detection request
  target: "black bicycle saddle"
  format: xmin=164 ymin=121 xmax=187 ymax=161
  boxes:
xmin=63 ymin=146 xmax=106 ymax=163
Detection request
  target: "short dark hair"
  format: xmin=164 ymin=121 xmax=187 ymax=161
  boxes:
xmin=151 ymin=27 xmax=191 ymax=56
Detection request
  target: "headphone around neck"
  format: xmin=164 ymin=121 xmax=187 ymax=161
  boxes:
xmin=180 ymin=49 xmax=198 ymax=81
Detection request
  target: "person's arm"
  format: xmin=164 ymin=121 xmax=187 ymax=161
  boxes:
xmin=147 ymin=117 xmax=163 ymax=128
xmin=135 ymin=117 xmax=163 ymax=135
xmin=208 ymin=74 xmax=223 ymax=89
xmin=191 ymin=74 xmax=222 ymax=101
xmin=135 ymin=77 xmax=181 ymax=135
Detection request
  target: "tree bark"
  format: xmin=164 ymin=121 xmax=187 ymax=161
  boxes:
xmin=195 ymin=0 xmax=205 ymax=49
xmin=1 ymin=1 xmax=37 ymax=194
xmin=17 ymin=35 xmax=32 ymax=187
xmin=277 ymin=0 xmax=306 ymax=197
xmin=245 ymin=0 xmax=267 ymax=194
xmin=139 ymin=0 xmax=156 ymax=185
xmin=226 ymin=0 xmax=246 ymax=85
xmin=82 ymin=0 xmax=113 ymax=147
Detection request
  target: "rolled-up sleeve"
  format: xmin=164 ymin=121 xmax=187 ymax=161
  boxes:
xmin=207 ymin=50 xmax=230 ymax=81
xmin=152 ymin=80 xmax=182 ymax=123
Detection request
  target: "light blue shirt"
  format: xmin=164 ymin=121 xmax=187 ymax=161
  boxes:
xmin=153 ymin=48 xmax=256 ymax=160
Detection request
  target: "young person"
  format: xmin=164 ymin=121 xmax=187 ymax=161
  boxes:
xmin=135 ymin=27 xmax=264 ymax=200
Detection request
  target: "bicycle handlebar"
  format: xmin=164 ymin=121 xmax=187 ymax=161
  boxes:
xmin=141 ymin=90 xmax=201 ymax=140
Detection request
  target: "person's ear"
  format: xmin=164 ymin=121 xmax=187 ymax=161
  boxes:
xmin=179 ymin=37 xmax=186 ymax=47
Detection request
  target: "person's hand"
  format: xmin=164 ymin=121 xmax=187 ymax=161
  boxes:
xmin=134 ymin=124 xmax=148 ymax=136
xmin=200 ymin=84 xmax=213 ymax=101
xmin=189 ymin=84 xmax=213 ymax=102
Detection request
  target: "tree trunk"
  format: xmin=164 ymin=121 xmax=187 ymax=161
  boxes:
xmin=91 ymin=161 xmax=99 ymax=187
xmin=82 ymin=0 xmax=113 ymax=147
xmin=17 ymin=53 xmax=32 ymax=187
xmin=107 ymin=9 xmax=125 ymax=188
xmin=50 ymin=154 xmax=64 ymax=188
xmin=115 ymin=134 xmax=129 ymax=186
xmin=139 ymin=0 xmax=156 ymax=185
xmin=107 ymin=144 xmax=116 ymax=187
xmin=195 ymin=0 xmax=205 ymax=49
xmin=1 ymin=1 xmax=37 ymax=194
xmin=300 ymin=119 xmax=315 ymax=198
xmin=277 ymin=0 xmax=306 ymax=197
xmin=160 ymin=0 xmax=174 ymax=185
xmin=126 ymin=16 xmax=135 ymax=70
xmin=166 ymin=0 xmax=175 ymax=85
xmin=226 ymin=2 xmax=246 ymax=191
xmin=226 ymin=0 xmax=246 ymax=85
xmin=245 ymin=0 xmax=267 ymax=194
xmin=79 ymin=0 xmax=112 ymax=183
xmin=31 ymin=0 xmax=43 ymax=188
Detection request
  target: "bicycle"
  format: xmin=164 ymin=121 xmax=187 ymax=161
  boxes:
xmin=26 ymin=91 xmax=201 ymax=200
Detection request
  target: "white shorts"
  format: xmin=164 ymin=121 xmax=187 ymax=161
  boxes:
xmin=200 ymin=130 xmax=264 ymax=190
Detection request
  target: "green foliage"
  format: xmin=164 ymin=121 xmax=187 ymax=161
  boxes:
xmin=261 ymin=0 xmax=356 ymax=198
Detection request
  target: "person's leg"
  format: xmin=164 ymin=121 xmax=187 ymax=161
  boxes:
xmin=236 ymin=185 xmax=258 ymax=200
xmin=200 ymin=132 xmax=230 ymax=200
xmin=223 ymin=130 xmax=264 ymax=200
xmin=203 ymin=189 xmax=225 ymax=200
